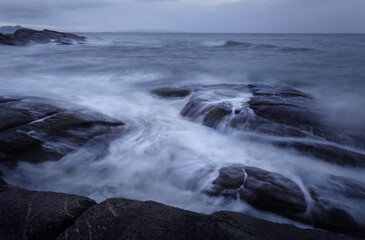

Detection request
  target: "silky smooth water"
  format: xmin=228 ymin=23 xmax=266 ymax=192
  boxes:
xmin=1 ymin=33 xmax=364 ymax=226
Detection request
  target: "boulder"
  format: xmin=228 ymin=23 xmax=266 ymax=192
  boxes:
xmin=57 ymin=198 xmax=353 ymax=240
xmin=180 ymin=84 xmax=365 ymax=167
xmin=0 ymin=186 xmax=96 ymax=240
xmin=152 ymin=87 xmax=191 ymax=98
xmin=0 ymin=97 xmax=124 ymax=168
xmin=207 ymin=164 xmax=308 ymax=221
xmin=58 ymin=198 xmax=229 ymax=240
xmin=303 ymin=174 xmax=365 ymax=238
xmin=0 ymin=29 xmax=85 ymax=46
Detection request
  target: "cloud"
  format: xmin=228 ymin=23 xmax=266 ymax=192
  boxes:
xmin=0 ymin=0 xmax=364 ymax=33
xmin=0 ymin=0 xmax=113 ymax=19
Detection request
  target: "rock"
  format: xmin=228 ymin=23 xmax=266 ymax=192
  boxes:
xmin=0 ymin=97 xmax=124 ymax=168
xmin=0 ymin=170 xmax=6 ymax=192
xmin=211 ymin=211 xmax=354 ymax=240
xmin=152 ymin=87 xmax=191 ymax=98
xmin=180 ymin=84 xmax=365 ymax=167
xmin=0 ymin=29 xmax=85 ymax=46
xmin=311 ymin=205 xmax=364 ymax=238
xmin=58 ymin=198 xmax=353 ymax=240
xmin=58 ymin=198 xmax=229 ymax=240
xmin=0 ymin=186 xmax=96 ymax=240
xmin=303 ymin=173 xmax=365 ymax=238
xmin=207 ymin=164 xmax=308 ymax=221
xmin=277 ymin=142 xmax=365 ymax=167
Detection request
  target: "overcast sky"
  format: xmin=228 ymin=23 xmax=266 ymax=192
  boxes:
xmin=0 ymin=0 xmax=364 ymax=33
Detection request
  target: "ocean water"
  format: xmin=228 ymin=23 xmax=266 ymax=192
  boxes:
xmin=1 ymin=33 xmax=365 ymax=226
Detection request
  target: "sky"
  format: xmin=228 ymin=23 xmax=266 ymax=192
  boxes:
xmin=0 ymin=0 xmax=364 ymax=33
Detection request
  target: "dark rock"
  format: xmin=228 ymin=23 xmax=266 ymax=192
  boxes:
xmin=0 ymin=186 xmax=96 ymax=240
xmin=180 ymin=84 xmax=365 ymax=167
xmin=211 ymin=211 xmax=354 ymax=240
xmin=0 ymin=25 xmax=26 ymax=34
xmin=0 ymin=28 xmax=86 ymax=46
xmin=58 ymin=198 xmax=229 ymax=240
xmin=277 ymin=142 xmax=365 ymax=167
xmin=207 ymin=164 xmax=308 ymax=221
xmin=303 ymin=173 xmax=365 ymax=238
xmin=311 ymin=205 xmax=364 ymax=238
xmin=152 ymin=87 xmax=191 ymax=98
xmin=0 ymin=97 xmax=124 ymax=168
xmin=58 ymin=198 xmax=352 ymax=240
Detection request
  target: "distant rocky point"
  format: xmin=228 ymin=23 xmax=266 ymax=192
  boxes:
xmin=0 ymin=25 xmax=26 ymax=34
xmin=0 ymin=28 xmax=86 ymax=46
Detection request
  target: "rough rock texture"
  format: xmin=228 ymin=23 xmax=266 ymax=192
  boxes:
xmin=0 ymin=29 xmax=85 ymax=46
xmin=303 ymin=174 xmax=365 ymax=238
xmin=208 ymin=164 xmax=308 ymax=221
xmin=57 ymin=198 xmax=353 ymax=240
xmin=180 ymin=84 xmax=365 ymax=167
xmin=0 ymin=96 xmax=124 ymax=168
xmin=0 ymin=186 xmax=96 ymax=240
xmin=207 ymin=164 xmax=365 ymax=238
xmin=152 ymin=87 xmax=191 ymax=98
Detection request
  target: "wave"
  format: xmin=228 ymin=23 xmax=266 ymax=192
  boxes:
xmin=202 ymin=40 xmax=315 ymax=53
xmin=202 ymin=40 xmax=252 ymax=48
xmin=281 ymin=47 xmax=314 ymax=52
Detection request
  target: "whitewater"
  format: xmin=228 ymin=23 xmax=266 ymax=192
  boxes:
xmin=0 ymin=33 xmax=364 ymax=227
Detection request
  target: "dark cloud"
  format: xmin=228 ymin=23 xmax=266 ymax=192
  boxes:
xmin=0 ymin=0 xmax=112 ymax=19
xmin=0 ymin=0 xmax=364 ymax=33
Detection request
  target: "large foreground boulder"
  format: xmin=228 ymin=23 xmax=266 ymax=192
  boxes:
xmin=206 ymin=164 xmax=308 ymax=222
xmin=0 ymin=96 xmax=124 ymax=168
xmin=0 ymin=185 xmax=96 ymax=240
xmin=57 ymin=198 xmax=353 ymax=240
xmin=0 ymin=29 xmax=85 ymax=46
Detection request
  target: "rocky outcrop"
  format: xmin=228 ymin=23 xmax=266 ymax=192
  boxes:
xmin=0 ymin=184 xmax=354 ymax=240
xmin=57 ymin=197 xmax=354 ymax=240
xmin=0 ymin=96 xmax=124 ymax=168
xmin=303 ymin=174 xmax=365 ymax=238
xmin=179 ymin=84 xmax=365 ymax=167
xmin=0 ymin=29 xmax=85 ymax=46
xmin=0 ymin=185 xmax=96 ymax=240
xmin=206 ymin=164 xmax=308 ymax=221
xmin=152 ymin=87 xmax=191 ymax=99
xmin=206 ymin=164 xmax=365 ymax=238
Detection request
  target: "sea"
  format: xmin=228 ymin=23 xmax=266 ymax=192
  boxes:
xmin=1 ymin=33 xmax=364 ymax=227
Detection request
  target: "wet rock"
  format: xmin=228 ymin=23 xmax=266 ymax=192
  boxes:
xmin=0 ymin=29 xmax=85 ymax=46
xmin=152 ymin=87 xmax=191 ymax=98
xmin=303 ymin=174 xmax=365 ymax=238
xmin=0 ymin=97 xmax=124 ymax=168
xmin=277 ymin=142 xmax=365 ymax=167
xmin=212 ymin=211 xmax=354 ymax=240
xmin=180 ymin=84 xmax=365 ymax=167
xmin=311 ymin=205 xmax=364 ymax=238
xmin=58 ymin=198 xmax=229 ymax=240
xmin=207 ymin=164 xmax=308 ymax=221
xmin=0 ymin=186 xmax=96 ymax=240
xmin=58 ymin=198 xmax=352 ymax=240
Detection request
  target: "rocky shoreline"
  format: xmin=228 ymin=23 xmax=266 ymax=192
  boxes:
xmin=0 ymin=183 xmax=357 ymax=240
xmin=1 ymin=84 xmax=364 ymax=239
xmin=0 ymin=29 xmax=85 ymax=46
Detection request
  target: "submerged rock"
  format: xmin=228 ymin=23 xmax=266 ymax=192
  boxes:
xmin=0 ymin=96 xmax=124 ymax=168
xmin=0 ymin=186 xmax=96 ymax=240
xmin=152 ymin=87 xmax=191 ymax=98
xmin=0 ymin=29 xmax=85 ymax=46
xmin=207 ymin=164 xmax=308 ymax=221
